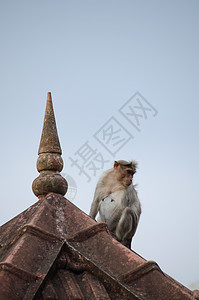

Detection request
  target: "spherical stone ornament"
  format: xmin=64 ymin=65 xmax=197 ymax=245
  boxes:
xmin=32 ymin=173 xmax=68 ymax=199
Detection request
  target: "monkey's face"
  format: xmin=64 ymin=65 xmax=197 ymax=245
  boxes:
xmin=122 ymin=169 xmax=134 ymax=186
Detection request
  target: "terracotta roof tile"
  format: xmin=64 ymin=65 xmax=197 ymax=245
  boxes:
xmin=0 ymin=193 xmax=197 ymax=300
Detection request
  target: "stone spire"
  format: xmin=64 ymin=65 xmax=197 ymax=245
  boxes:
xmin=32 ymin=92 xmax=68 ymax=200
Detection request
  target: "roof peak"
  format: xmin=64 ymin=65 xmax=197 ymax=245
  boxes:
xmin=32 ymin=92 xmax=68 ymax=200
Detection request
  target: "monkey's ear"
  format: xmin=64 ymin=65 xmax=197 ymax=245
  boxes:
xmin=114 ymin=161 xmax=120 ymax=169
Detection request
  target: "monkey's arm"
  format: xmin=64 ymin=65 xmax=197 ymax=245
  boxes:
xmin=89 ymin=170 xmax=111 ymax=219
xmin=89 ymin=196 xmax=99 ymax=219
xmin=89 ymin=181 xmax=106 ymax=219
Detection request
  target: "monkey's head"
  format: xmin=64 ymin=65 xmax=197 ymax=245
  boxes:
xmin=114 ymin=160 xmax=137 ymax=187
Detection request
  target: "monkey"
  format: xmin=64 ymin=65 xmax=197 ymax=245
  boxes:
xmin=89 ymin=160 xmax=141 ymax=248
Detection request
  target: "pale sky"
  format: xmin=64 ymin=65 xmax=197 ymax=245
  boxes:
xmin=0 ymin=0 xmax=199 ymax=290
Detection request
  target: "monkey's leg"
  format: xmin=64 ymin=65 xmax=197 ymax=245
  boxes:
xmin=115 ymin=207 xmax=134 ymax=242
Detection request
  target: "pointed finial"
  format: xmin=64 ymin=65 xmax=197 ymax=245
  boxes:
xmin=32 ymin=92 xmax=68 ymax=200
xmin=38 ymin=92 xmax=62 ymax=155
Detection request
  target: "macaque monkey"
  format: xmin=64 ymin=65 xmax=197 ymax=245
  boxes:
xmin=89 ymin=160 xmax=141 ymax=248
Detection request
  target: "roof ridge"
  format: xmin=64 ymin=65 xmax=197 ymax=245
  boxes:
xmin=0 ymin=262 xmax=38 ymax=282
xmin=68 ymin=222 xmax=110 ymax=243
xmin=121 ymin=260 xmax=163 ymax=283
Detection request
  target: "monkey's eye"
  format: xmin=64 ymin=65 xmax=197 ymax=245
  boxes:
xmin=127 ymin=170 xmax=134 ymax=175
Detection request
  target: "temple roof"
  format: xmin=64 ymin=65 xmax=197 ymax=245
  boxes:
xmin=0 ymin=93 xmax=198 ymax=300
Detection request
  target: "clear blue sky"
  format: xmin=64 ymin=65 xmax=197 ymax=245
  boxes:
xmin=1 ymin=0 xmax=199 ymax=289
